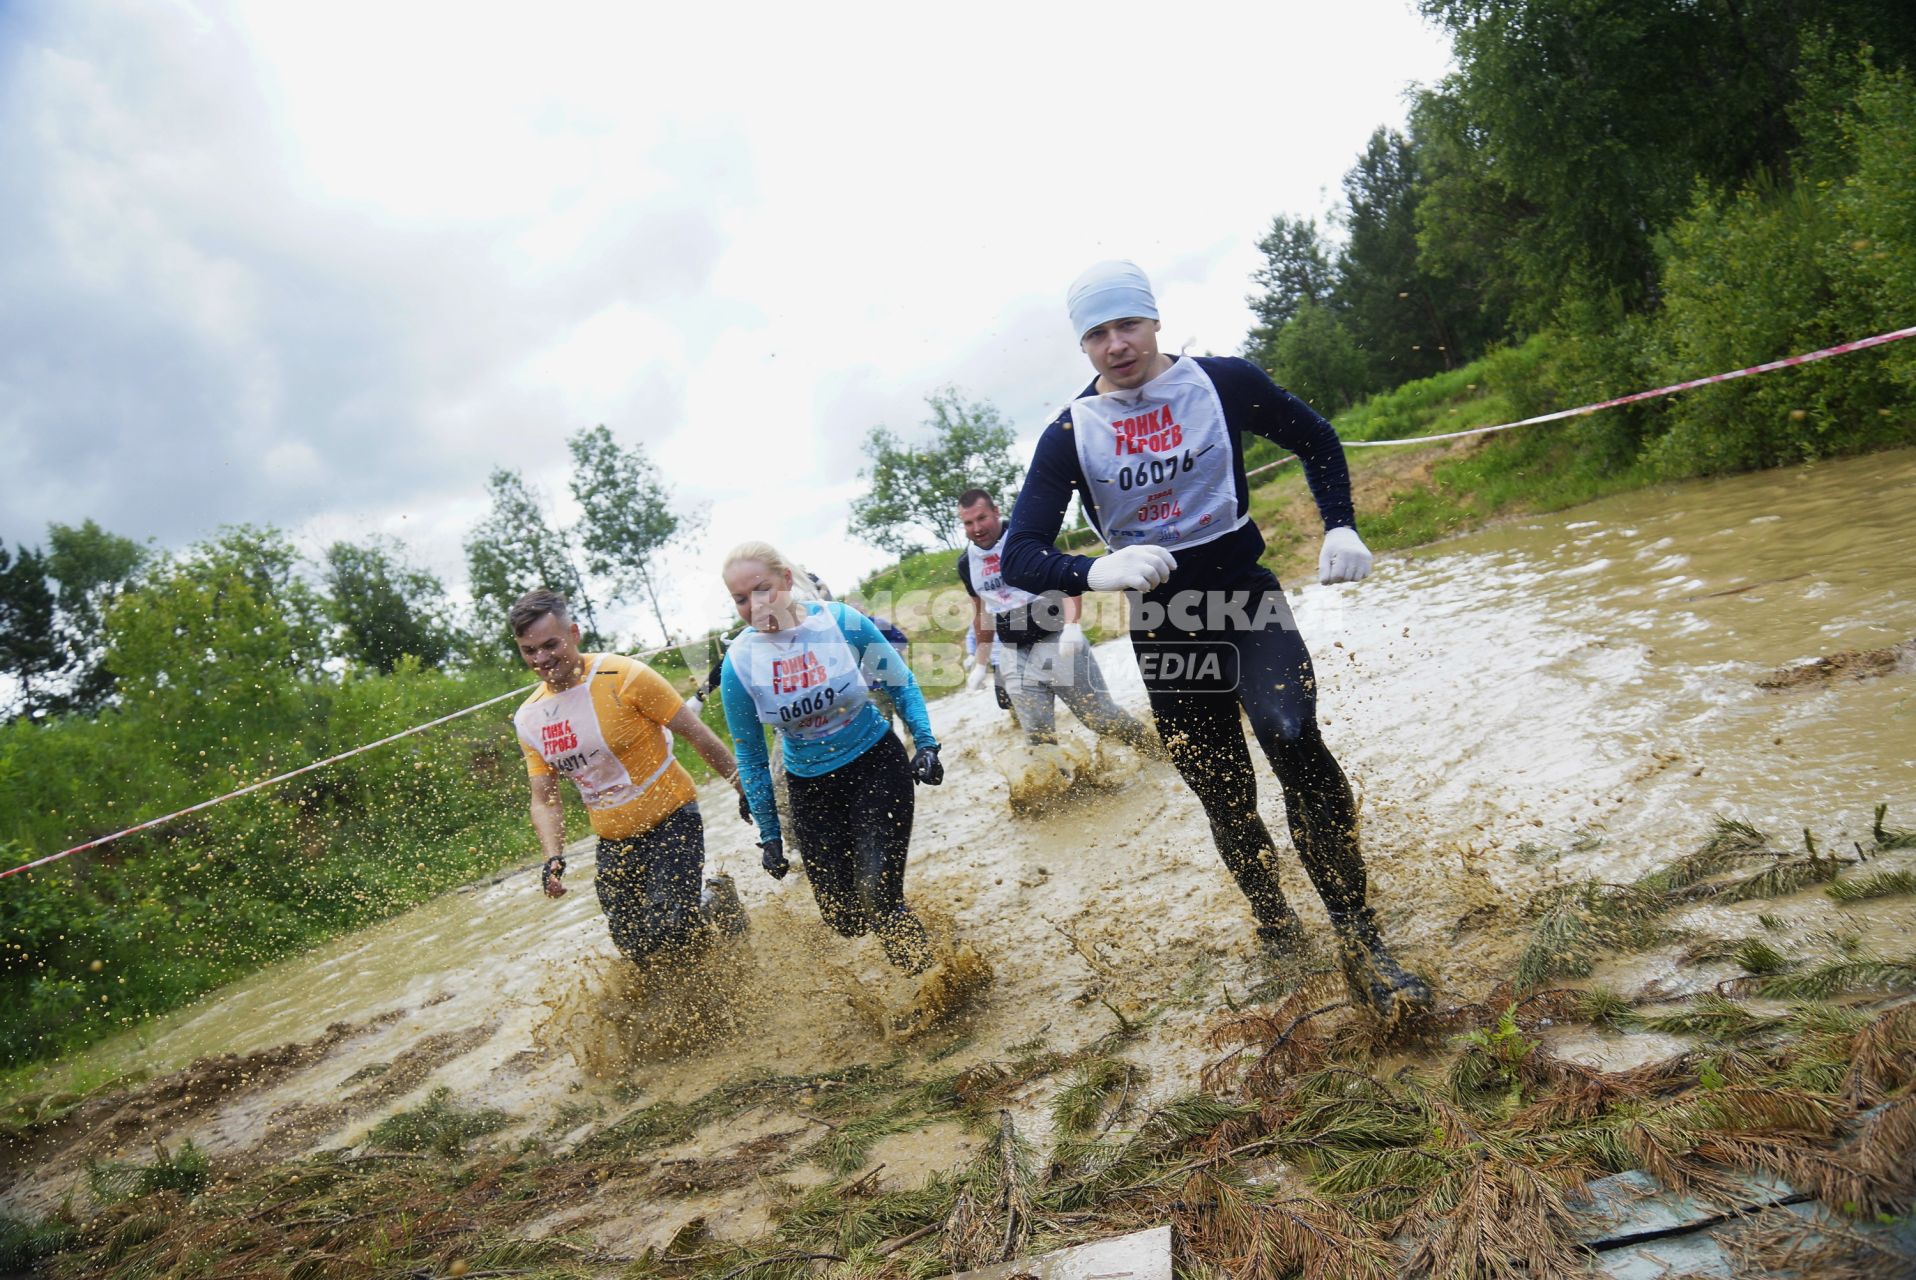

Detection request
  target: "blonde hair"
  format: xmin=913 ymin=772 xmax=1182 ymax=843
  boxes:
xmin=722 ymin=541 xmax=822 ymax=602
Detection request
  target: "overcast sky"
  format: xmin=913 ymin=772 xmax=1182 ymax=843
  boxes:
xmin=0 ymin=0 xmax=1454 ymax=641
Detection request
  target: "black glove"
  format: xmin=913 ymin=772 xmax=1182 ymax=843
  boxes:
xmin=737 ymin=788 xmax=753 ymax=823
xmin=759 ymin=838 xmax=788 ymax=880
xmin=910 ymin=747 xmax=944 ymax=786
xmin=993 ymin=679 xmax=1013 ymax=712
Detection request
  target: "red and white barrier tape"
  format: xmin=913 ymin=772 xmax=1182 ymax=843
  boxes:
xmin=7 ymin=324 xmax=1912 ymax=883
xmin=0 ymin=683 xmax=536 ymax=881
xmin=1246 ymin=324 xmax=1916 ymax=479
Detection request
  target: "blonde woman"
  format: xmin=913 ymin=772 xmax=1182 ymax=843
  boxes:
xmin=717 ymin=542 xmax=944 ymax=973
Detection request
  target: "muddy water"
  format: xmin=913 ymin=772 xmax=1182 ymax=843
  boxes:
xmin=7 ymin=448 xmax=1915 ymax=1229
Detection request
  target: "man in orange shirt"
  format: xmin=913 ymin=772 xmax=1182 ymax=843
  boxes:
xmin=510 ymin=588 xmax=749 ymax=961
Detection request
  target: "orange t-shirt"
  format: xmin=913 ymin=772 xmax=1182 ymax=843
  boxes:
xmin=514 ymin=653 xmax=696 ymax=840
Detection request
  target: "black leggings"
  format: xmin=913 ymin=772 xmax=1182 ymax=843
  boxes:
xmin=594 ymin=802 xmax=705 ymax=962
xmin=1133 ymin=568 xmax=1368 ymax=921
xmin=787 ymin=733 xmax=929 ymax=969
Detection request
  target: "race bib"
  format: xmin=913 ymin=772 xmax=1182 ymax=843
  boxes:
xmin=513 ymin=656 xmax=676 ymax=810
xmin=1068 ymin=357 xmax=1244 ymax=550
xmin=731 ymin=605 xmax=871 ymax=743
xmin=967 ymin=532 xmax=1044 ymax=617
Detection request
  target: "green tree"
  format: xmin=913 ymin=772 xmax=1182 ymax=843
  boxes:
xmin=1644 ymin=59 xmax=1916 ymax=476
xmin=44 ymin=519 xmax=147 ymax=712
xmin=1414 ymin=0 xmax=1915 ymax=325
xmin=1833 ymin=58 xmax=1916 ymax=395
xmin=323 ymin=538 xmax=460 ymax=673
xmin=1270 ymin=300 xmax=1372 ymax=413
xmin=1339 ymin=126 xmax=1476 ymax=384
xmin=567 ymin=425 xmax=706 ymax=645
xmin=463 ymin=469 xmax=598 ymax=643
xmin=849 ymin=389 xmax=1022 ymax=557
xmin=0 ymin=545 xmax=60 ymax=719
xmin=103 ymin=526 xmax=327 ymax=733
xmin=1242 ymin=216 xmax=1335 ymax=372
xmin=1407 ymin=87 xmax=1535 ymax=340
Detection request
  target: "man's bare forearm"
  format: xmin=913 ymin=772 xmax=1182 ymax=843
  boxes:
xmin=529 ymin=782 xmax=567 ymax=860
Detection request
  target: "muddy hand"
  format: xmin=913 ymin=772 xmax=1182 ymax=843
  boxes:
xmin=541 ymin=854 xmax=568 ymax=898
xmin=759 ymin=838 xmax=789 ymax=880
xmin=911 ymin=747 xmax=944 ymax=785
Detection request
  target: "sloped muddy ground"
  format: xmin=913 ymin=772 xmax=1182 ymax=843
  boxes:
xmin=4 ymin=449 xmax=1915 ymax=1277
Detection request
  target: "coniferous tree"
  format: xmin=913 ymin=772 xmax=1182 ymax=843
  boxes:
xmin=0 ymin=544 xmax=60 ymax=719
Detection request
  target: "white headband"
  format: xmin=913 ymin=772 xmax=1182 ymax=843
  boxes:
xmin=1067 ymin=259 xmax=1158 ymax=339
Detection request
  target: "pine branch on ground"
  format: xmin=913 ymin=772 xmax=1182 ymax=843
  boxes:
xmin=1741 ymin=955 xmax=1916 ymax=1000
xmin=1203 ymin=988 xmax=1337 ymax=1097
xmin=1048 ymin=1057 xmax=1142 ymax=1138
xmin=1828 ymin=870 xmax=1916 ymax=903
xmin=1176 ymin=1168 xmax=1393 ymax=1280
xmin=1693 ymin=853 xmax=1856 ymax=903
xmin=941 ymin=1109 xmax=1035 ymax=1271
xmin=1844 ymin=1004 xmax=1916 ymax=1106
xmin=1404 ymin=1151 xmax=1588 ymax=1280
xmin=1839 ymin=1092 xmax=1916 ymax=1215
xmin=1721 ymin=1201 xmax=1916 ymax=1280
xmin=1513 ymin=882 xmax=1668 ymax=988
xmin=1630 ymin=816 xmax=1777 ymax=896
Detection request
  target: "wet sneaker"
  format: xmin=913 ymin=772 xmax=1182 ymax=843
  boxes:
xmin=1329 ymin=907 xmax=1432 ymax=1021
xmin=877 ymin=908 xmax=934 ymax=976
xmin=701 ymin=874 xmax=749 ymax=937
xmin=1254 ymin=914 xmax=1310 ymax=960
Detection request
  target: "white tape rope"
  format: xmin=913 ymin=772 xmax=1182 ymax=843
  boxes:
xmin=1246 ymin=324 xmax=1916 ymax=479
xmin=1 ymin=683 xmax=536 ymax=880
xmin=7 ymin=324 xmax=1912 ymax=882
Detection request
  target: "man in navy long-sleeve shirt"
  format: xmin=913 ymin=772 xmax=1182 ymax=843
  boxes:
xmin=1001 ymin=259 xmax=1430 ymax=1019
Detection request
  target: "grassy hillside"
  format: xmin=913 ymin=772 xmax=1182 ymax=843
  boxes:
xmin=1249 ymin=335 xmax=1663 ymax=583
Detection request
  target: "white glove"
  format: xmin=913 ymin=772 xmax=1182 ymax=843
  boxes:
xmin=966 ymin=662 xmax=989 ymax=692
xmin=1086 ymin=545 xmax=1177 ymax=592
xmin=1058 ymin=621 xmax=1086 ymax=658
xmin=686 ymin=693 xmax=705 ymax=716
xmin=1318 ymin=526 xmax=1373 ymax=584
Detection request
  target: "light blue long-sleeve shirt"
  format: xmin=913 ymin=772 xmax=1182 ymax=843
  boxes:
xmin=719 ymin=601 xmax=938 ymax=843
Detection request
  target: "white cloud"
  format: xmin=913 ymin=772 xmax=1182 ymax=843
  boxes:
xmin=0 ymin=0 xmax=1453 ymax=640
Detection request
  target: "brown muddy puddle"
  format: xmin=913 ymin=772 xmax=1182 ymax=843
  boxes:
xmin=5 ymin=448 xmax=1914 ymax=1240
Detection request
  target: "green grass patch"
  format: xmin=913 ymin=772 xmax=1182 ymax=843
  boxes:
xmin=365 ymin=1086 xmax=512 ymax=1157
xmin=86 ymin=1139 xmax=212 ymax=1204
xmin=0 ymin=1213 xmax=75 ymax=1272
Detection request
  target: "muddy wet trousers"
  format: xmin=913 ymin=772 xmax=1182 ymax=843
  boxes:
xmin=1001 ymin=638 xmax=1157 ymax=750
xmin=594 ymin=802 xmax=705 ymax=963
xmin=787 ymin=733 xmax=932 ymax=972
xmin=1133 ymin=570 xmax=1369 ymax=924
